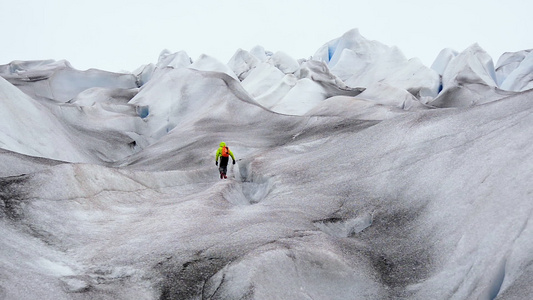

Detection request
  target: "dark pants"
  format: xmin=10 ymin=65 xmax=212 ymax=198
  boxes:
xmin=219 ymin=156 xmax=229 ymax=175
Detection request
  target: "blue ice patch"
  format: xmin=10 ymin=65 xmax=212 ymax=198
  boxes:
xmin=136 ymin=105 xmax=149 ymax=118
xmin=328 ymin=45 xmax=336 ymax=61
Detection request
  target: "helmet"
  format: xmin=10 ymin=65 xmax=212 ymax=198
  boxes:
xmin=220 ymin=142 xmax=226 ymax=147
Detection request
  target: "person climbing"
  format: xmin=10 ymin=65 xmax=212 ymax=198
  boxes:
xmin=215 ymin=142 xmax=236 ymax=179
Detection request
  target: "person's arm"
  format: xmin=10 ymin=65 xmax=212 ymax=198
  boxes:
xmin=229 ymin=150 xmax=236 ymax=163
xmin=215 ymin=149 xmax=221 ymax=165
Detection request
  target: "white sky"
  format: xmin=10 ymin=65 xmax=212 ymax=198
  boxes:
xmin=1 ymin=0 xmax=531 ymax=72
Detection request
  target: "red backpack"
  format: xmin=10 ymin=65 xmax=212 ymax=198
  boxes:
xmin=221 ymin=146 xmax=229 ymax=157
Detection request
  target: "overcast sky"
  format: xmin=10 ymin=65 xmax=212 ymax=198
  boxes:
xmin=1 ymin=0 xmax=531 ymax=72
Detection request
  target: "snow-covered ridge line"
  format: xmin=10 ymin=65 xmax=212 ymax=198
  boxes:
xmin=0 ymin=28 xmax=531 ymax=163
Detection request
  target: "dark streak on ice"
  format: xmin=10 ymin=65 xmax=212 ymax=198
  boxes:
xmin=0 ymin=174 xmax=29 ymax=221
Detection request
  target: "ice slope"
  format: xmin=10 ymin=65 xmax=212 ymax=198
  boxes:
xmin=0 ymin=76 xmax=86 ymax=162
xmin=0 ymin=148 xmax=65 ymax=177
xmin=0 ymin=60 xmax=145 ymax=163
xmin=430 ymin=48 xmax=459 ymax=76
xmin=1 ymin=85 xmax=531 ymax=299
xmin=127 ymin=67 xmax=280 ymax=147
xmin=227 ymin=48 xmax=261 ymax=81
xmin=228 ymin=89 xmax=533 ymax=300
xmin=429 ymin=45 xmax=533 ymax=107
xmin=428 ymin=44 xmax=512 ymax=107
xmin=131 ymin=49 xmax=193 ymax=86
xmin=189 ymin=54 xmax=239 ymax=81
xmin=232 ymin=49 xmax=365 ymax=115
xmin=496 ymin=49 xmax=533 ymax=91
xmin=0 ymin=60 xmax=138 ymax=102
xmin=0 ymin=88 xmax=143 ymax=165
xmin=1 ymin=28 xmax=532 ymax=300
xmin=313 ymin=29 xmax=440 ymax=106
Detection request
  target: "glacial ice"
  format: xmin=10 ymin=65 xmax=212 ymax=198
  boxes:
xmin=497 ymin=50 xmax=533 ymax=91
xmin=188 ymin=54 xmax=239 ymax=81
xmin=0 ymin=76 xmax=86 ymax=162
xmin=430 ymin=48 xmax=459 ymax=76
xmin=157 ymin=49 xmax=192 ymax=70
xmin=0 ymin=60 xmax=138 ymax=102
xmin=0 ymin=28 xmax=532 ymax=300
xmin=313 ymin=28 xmax=440 ymax=107
xmin=227 ymin=48 xmax=261 ymax=80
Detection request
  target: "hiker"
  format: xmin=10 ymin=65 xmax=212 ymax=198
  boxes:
xmin=215 ymin=142 xmax=236 ymax=179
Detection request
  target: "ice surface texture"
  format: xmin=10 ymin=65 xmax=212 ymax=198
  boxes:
xmin=0 ymin=29 xmax=532 ymax=299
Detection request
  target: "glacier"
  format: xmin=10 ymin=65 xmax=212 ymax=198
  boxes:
xmin=0 ymin=29 xmax=532 ymax=300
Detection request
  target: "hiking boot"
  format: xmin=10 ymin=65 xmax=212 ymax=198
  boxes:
xmin=220 ymin=173 xmax=224 ymax=179
xmin=224 ymin=174 xmax=228 ymax=179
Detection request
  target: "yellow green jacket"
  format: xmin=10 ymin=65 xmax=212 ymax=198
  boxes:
xmin=215 ymin=142 xmax=235 ymax=162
